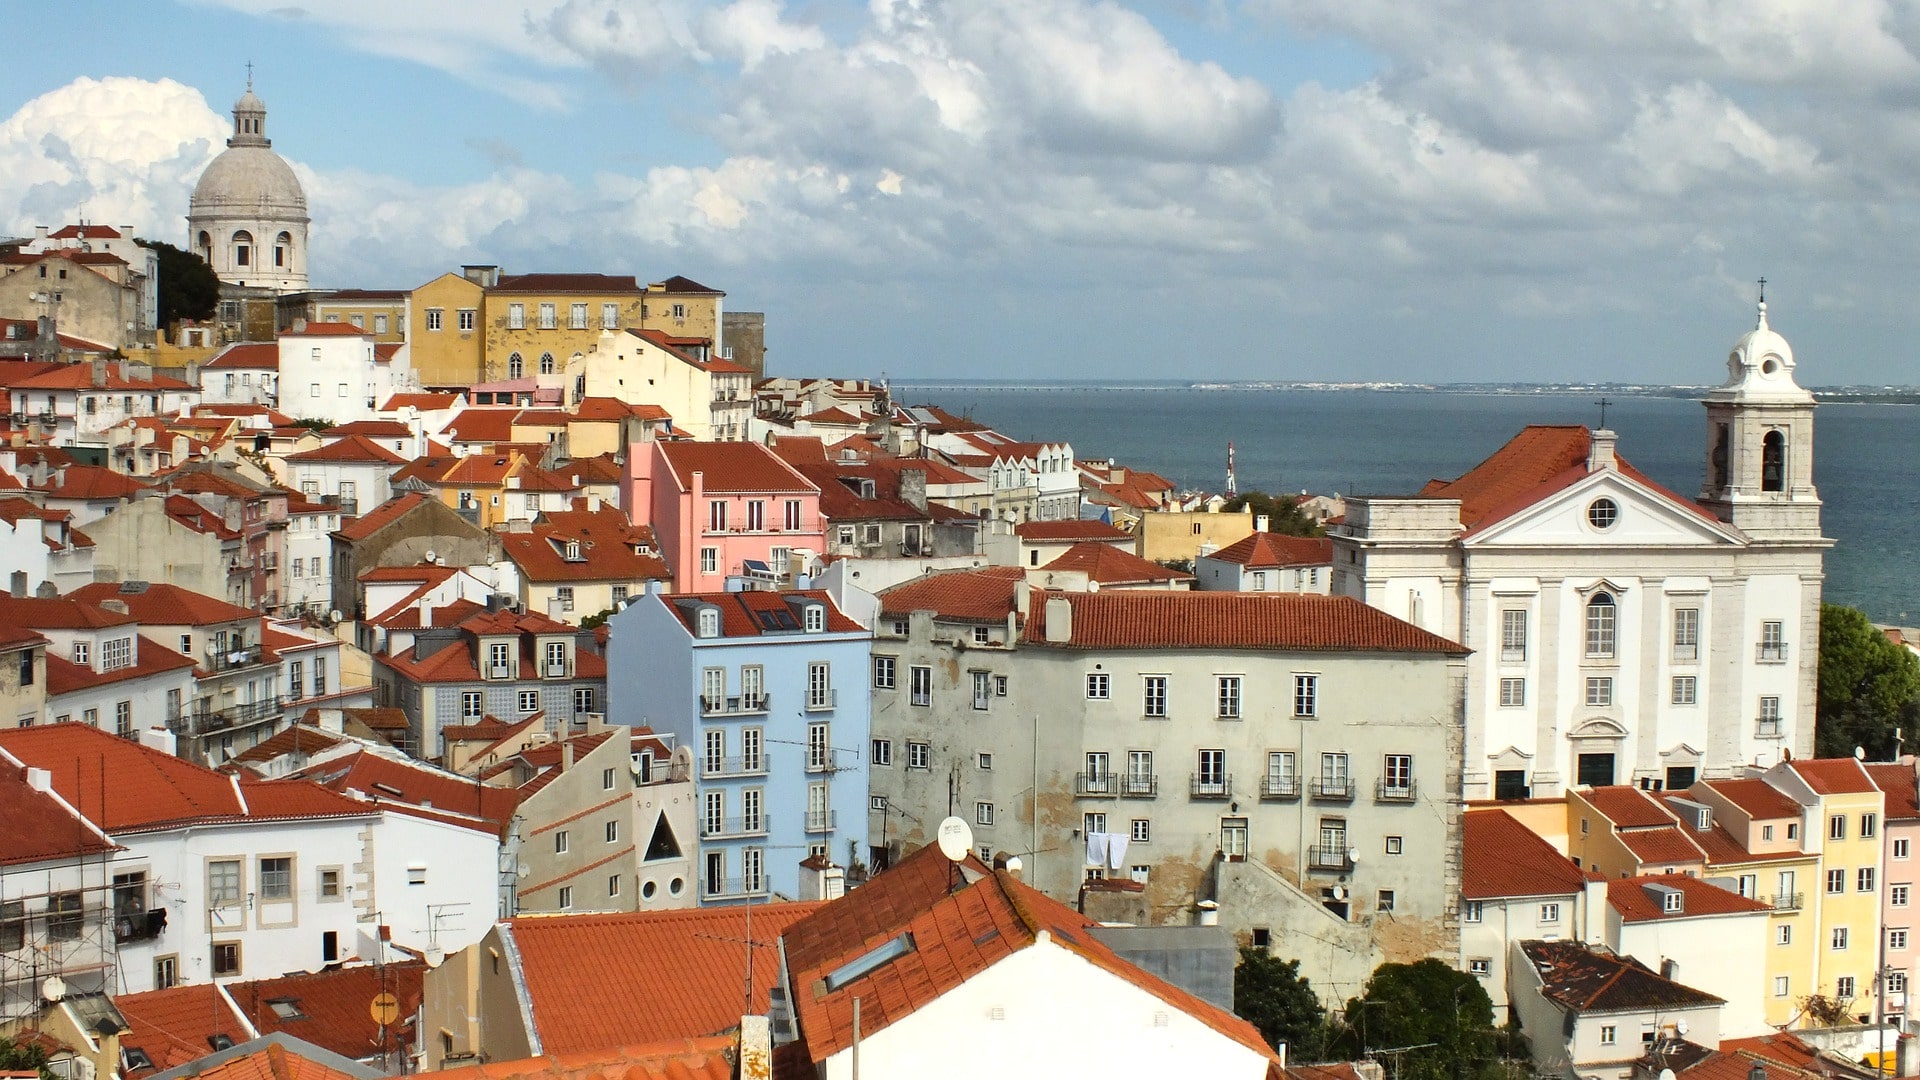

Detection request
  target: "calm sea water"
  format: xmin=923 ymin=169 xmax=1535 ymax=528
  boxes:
xmin=896 ymin=386 xmax=1920 ymax=623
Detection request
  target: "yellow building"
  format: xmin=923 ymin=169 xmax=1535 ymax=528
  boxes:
xmin=1137 ymin=502 xmax=1258 ymax=563
xmin=406 ymin=271 xmax=487 ymax=387
xmin=1767 ymin=759 xmax=1889 ymax=1025
xmin=311 ymin=288 xmax=408 ymax=343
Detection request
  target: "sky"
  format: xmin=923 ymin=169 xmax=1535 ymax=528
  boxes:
xmin=4 ymin=0 xmax=1919 ymax=385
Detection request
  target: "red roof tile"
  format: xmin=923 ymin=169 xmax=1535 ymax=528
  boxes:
xmin=231 ymin=961 xmax=427 ymax=1060
xmin=493 ymin=273 xmax=641 ymax=294
xmin=205 ymin=343 xmax=280 ymax=369
xmin=43 ymin=636 xmax=196 ymax=695
xmin=500 ymin=509 xmax=669 ymax=585
xmin=227 ymin=722 xmax=348 ymax=766
xmin=1866 ymin=763 xmax=1920 ymax=819
xmin=1023 ymin=590 xmax=1465 ymax=653
xmin=440 ymin=410 xmax=520 ymax=445
xmin=1619 ymin=827 xmax=1708 ymax=866
xmin=287 ymin=749 xmax=520 ymax=835
xmin=380 ymin=393 xmax=461 ymax=411
xmin=115 ymin=984 xmax=249 ymax=1074
xmin=1697 ymin=777 xmax=1805 ymax=820
xmin=1787 ymin=758 xmax=1880 ymax=795
xmin=24 ymin=463 xmax=148 ymax=500
xmin=1014 ymin=519 xmax=1133 ymax=542
xmin=0 ymin=593 xmax=135 ymax=629
xmin=0 ymin=762 xmax=118 ymax=865
xmin=1042 ymin=541 xmax=1192 ymax=585
xmin=655 ymin=590 xmax=864 ymax=638
xmin=69 ymin=581 xmax=257 ymax=627
xmin=505 ymin=902 xmax=823 ymax=1052
xmin=657 ymin=442 xmax=815 ymax=494
xmin=1462 ymin=809 xmax=1586 ymax=900
xmin=1419 ymin=425 xmax=1716 ymax=532
xmin=1520 ymin=938 xmax=1724 ymax=1011
xmin=140 ymin=1036 xmax=372 ymax=1080
xmin=283 ymin=323 xmax=372 ymax=337
xmin=332 ymin=493 xmax=431 ymax=542
xmin=876 ymin=567 xmax=1027 ymax=623
xmin=286 ymin=434 xmax=405 ymax=465
xmin=1608 ymin=875 xmax=1771 ymax=922
xmin=422 ymin=1040 xmax=736 ymax=1080
xmin=1580 ymin=785 xmax=1678 ymax=828
xmin=1204 ymin=532 xmax=1333 ymax=569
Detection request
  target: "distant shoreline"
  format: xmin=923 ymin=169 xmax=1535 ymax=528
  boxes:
xmin=891 ymin=381 xmax=1920 ymax=404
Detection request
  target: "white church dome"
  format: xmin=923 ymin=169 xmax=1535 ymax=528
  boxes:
xmin=1711 ymin=298 xmax=1811 ymax=405
xmin=190 ymin=145 xmax=307 ymax=218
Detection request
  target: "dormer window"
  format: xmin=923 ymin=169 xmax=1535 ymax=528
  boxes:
xmin=1663 ymin=891 xmax=1683 ymax=913
xmin=565 ymin=540 xmax=583 ymax=561
xmin=487 ymin=641 xmax=512 ymax=678
xmin=72 ymin=641 xmax=89 ymax=665
xmin=803 ymin=604 xmax=825 ymax=633
xmin=697 ymin=608 xmax=721 ymax=639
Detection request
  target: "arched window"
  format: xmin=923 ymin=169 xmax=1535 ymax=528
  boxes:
xmin=232 ymin=230 xmax=253 ymax=267
xmin=196 ymin=231 xmax=211 ymax=259
xmin=1762 ymin=430 xmax=1786 ymax=492
xmin=539 ymin=352 xmax=555 ymax=375
xmin=1585 ymin=593 xmax=1616 ymax=659
xmin=1710 ymin=424 xmax=1729 ymax=491
xmin=275 ymin=231 xmax=292 ymax=268
xmin=507 ymin=353 xmax=524 ymax=380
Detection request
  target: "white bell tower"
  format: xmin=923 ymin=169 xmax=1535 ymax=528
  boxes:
xmin=1699 ymin=287 xmax=1821 ymax=540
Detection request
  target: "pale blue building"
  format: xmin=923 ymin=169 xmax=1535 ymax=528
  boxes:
xmin=606 ymin=588 xmax=872 ymax=903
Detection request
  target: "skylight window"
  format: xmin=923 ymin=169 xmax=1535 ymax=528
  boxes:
xmin=824 ymin=932 xmax=915 ymax=991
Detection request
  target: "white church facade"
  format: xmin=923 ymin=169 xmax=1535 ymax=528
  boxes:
xmin=1331 ymin=300 xmax=1828 ymax=800
xmin=186 ymin=79 xmax=309 ymax=294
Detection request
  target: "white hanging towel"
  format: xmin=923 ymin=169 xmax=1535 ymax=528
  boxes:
xmin=1107 ymin=833 xmax=1130 ymax=870
xmin=1087 ymin=831 xmax=1109 ymax=865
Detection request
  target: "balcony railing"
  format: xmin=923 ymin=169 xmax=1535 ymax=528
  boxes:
xmin=804 ymin=690 xmax=836 ymax=712
xmin=702 ymin=877 xmax=769 ymax=900
xmin=202 ymin=646 xmax=269 ymax=674
xmin=1075 ymin=772 xmax=1118 ymax=797
xmin=178 ymin=695 xmax=283 ymax=733
xmin=804 ymin=810 xmax=836 ymax=832
xmin=700 ymin=816 xmax=769 ymax=839
xmin=1190 ymin=773 xmax=1232 ymax=800
xmin=1120 ymin=774 xmax=1158 ymax=798
xmin=701 ymin=756 xmax=767 ymax=779
xmin=1310 ymin=777 xmax=1355 ymax=802
xmin=1755 ymin=717 xmax=1784 ymax=738
xmin=1757 ymin=642 xmax=1790 ymax=663
xmin=701 ymin=694 xmax=770 ymax=717
xmin=1308 ymin=845 xmax=1354 ymax=872
xmin=1376 ymin=779 xmax=1418 ymax=803
xmin=1770 ymin=892 xmax=1804 ymax=911
xmin=1260 ymin=776 xmax=1301 ymax=800
xmin=113 ymin=909 xmax=167 ymax=944
xmin=1673 ymin=644 xmax=1698 ymax=663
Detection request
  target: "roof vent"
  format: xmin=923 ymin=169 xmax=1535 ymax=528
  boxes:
xmin=119 ymin=580 xmax=149 ymax=594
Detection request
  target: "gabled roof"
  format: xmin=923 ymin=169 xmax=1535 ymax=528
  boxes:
xmin=1203 ymin=532 xmax=1333 ymax=569
xmin=1023 ymin=591 xmax=1466 ymax=654
xmin=0 ymin=762 xmax=118 ymax=865
xmin=43 ymin=636 xmax=196 ymax=696
xmin=500 ymin=507 xmax=668 ymax=585
xmin=1418 ymin=425 xmax=1715 ymax=532
xmin=286 ymin=434 xmax=405 ymax=465
xmin=877 ymin=567 xmax=1027 ymax=623
xmin=1014 ymin=519 xmax=1132 ymax=542
xmin=380 ymin=392 xmax=461 ymax=411
xmin=0 ymin=592 xmax=136 ymax=629
xmin=1579 ymin=785 xmax=1678 ymax=828
xmin=69 ymin=581 xmax=256 ymax=627
xmin=1865 ymin=763 xmax=1920 ymax=819
xmin=13 ymin=365 xmax=191 ymax=392
xmin=285 ymin=748 xmax=519 ymax=835
xmin=503 ymin=902 xmax=823 ymax=1053
xmin=332 ymin=493 xmax=432 ymax=542
xmin=205 ymin=343 xmax=280 ymax=369
xmin=1462 ymin=809 xmax=1586 ymax=900
xmin=492 ymin=272 xmax=640 ymax=294
xmin=142 ymin=1032 xmax=382 ymax=1080
xmin=657 ymin=441 xmax=814 ymax=494
xmin=228 ymin=961 xmax=427 ymax=1061
xmin=1786 ymin=758 xmax=1880 ymax=796
xmin=1520 ymin=939 xmax=1725 ymax=1013
xmin=1619 ymin=828 xmax=1708 ymax=866
xmin=1043 ymin=541 xmax=1193 ymax=585
xmin=439 ymin=410 xmax=519 ymax=445
xmin=25 ymin=463 xmax=147 ymax=500
xmin=780 ymin=841 xmax=1275 ymax=1065
xmin=282 ymin=323 xmax=373 ymax=338
xmin=1607 ymin=875 xmax=1771 ymax=922
xmin=657 ymin=590 xmax=865 ymax=638
xmin=419 ymin=1039 xmax=736 ymax=1080
xmin=115 ymin=983 xmax=250 ymax=1075
xmin=227 ymin=722 xmax=348 ymax=767
xmin=648 ymin=274 xmax=722 ymax=294
xmin=1695 ymin=777 xmax=1805 ymax=820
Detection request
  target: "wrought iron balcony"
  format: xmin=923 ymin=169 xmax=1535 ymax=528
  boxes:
xmin=1260 ymin=776 xmax=1301 ymax=800
xmin=701 ymin=756 xmax=767 ymax=779
xmin=1310 ymin=777 xmax=1355 ymax=802
xmin=202 ymin=645 xmax=269 ymax=674
xmin=804 ymin=810 xmax=836 ymax=832
xmin=1308 ymin=845 xmax=1354 ymax=872
xmin=1190 ymin=773 xmax=1232 ymax=800
xmin=804 ymin=689 xmax=836 ymax=712
xmin=1770 ymin=892 xmax=1804 ymax=911
xmin=1756 ymin=642 xmax=1790 ymax=663
xmin=700 ymin=693 xmax=771 ymax=717
xmin=1756 ymin=718 xmax=1784 ymax=739
xmin=1119 ymin=774 xmax=1158 ymax=798
xmin=699 ymin=816 xmax=769 ymax=839
xmin=1376 ymin=779 xmax=1418 ymax=803
xmin=701 ymin=877 xmax=768 ymax=899
xmin=1075 ymin=772 xmax=1119 ymax=797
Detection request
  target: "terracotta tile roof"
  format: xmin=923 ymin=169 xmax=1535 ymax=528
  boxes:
xmin=0 ymin=593 xmax=135 ymax=629
xmin=164 ymin=494 xmax=240 ymax=539
xmin=0 ymin=762 xmax=118 ymax=865
xmin=25 ymin=463 xmax=148 ymax=500
xmin=43 ymin=636 xmax=196 ymax=696
xmin=13 ymin=365 xmax=191 ymax=391
xmin=286 ymin=435 xmax=405 ymax=466
xmin=655 ymin=590 xmax=865 ymax=637
xmin=1462 ymin=809 xmax=1586 ymax=900
xmin=332 ymin=493 xmax=430 ymax=542
xmin=1618 ymin=827 xmax=1707 ymax=866
xmin=227 ymin=722 xmax=348 ymax=766
xmin=1580 ymin=785 xmax=1678 ymax=828
xmin=1043 ymin=541 xmax=1192 ymax=585
xmin=380 ymin=393 xmax=461 ymax=411
xmin=1520 ymin=939 xmax=1724 ymax=1012
xmin=878 ymin=567 xmax=1027 ymax=623
xmin=648 ymin=275 xmax=722 ymax=294
xmin=1677 ymin=822 xmax=1786 ymax=866
xmin=1418 ymin=425 xmax=1716 ymax=532
xmin=440 ymin=410 xmax=520 ymax=445
xmin=1715 ymin=1032 xmax=1830 ymax=1073
xmin=786 ymin=463 xmax=928 ymax=523
xmin=229 ymin=961 xmax=427 ymax=1060
xmin=205 ymin=343 xmax=280 ymax=369
xmin=781 ymin=841 xmax=1274 ymax=1065
xmin=500 ymin=510 xmax=669 ymax=585
xmin=657 ymin=442 xmax=815 ymax=494
xmin=1204 ymin=532 xmax=1333 ymax=569
xmin=1608 ymin=875 xmax=1772 ymax=922
xmin=1023 ymin=590 xmax=1465 ymax=653
xmin=1014 ymin=519 xmax=1132 ymax=542
xmin=282 ymin=323 xmax=371 ymax=338
xmin=493 ymin=272 xmax=641 ymax=294
xmin=48 ymin=223 xmax=122 ymax=238
xmin=1696 ymin=778 xmax=1805 ymax=820
xmin=143 ymin=1034 xmax=379 ymax=1080
xmin=70 ymin=581 xmax=257 ymax=627
xmin=1866 ymin=764 xmax=1920 ymax=819
xmin=625 ymin=329 xmax=748 ymax=374
xmin=115 ymin=984 xmax=250 ymax=1074
xmin=570 ymin=397 xmax=671 ymax=422
xmin=421 ymin=1040 xmax=736 ymax=1080
xmin=1787 ymin=758 xmax=1880 ymax=795
xmin=800 ymin=406 xmax=865 ymax=426
xmin=440 ymin=716 xmax=520 ymax=743
xmin=504 ymin=902 xmax=823 ymax=1052
xmin=286 ymin=749 xmax=519 ymax=835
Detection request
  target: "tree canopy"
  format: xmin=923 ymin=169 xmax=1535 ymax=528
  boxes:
xmin=1234 ymin=948 xmax=1328 ymax=1058
xmin=1328 ymin=959 xmax=1506 ymax=1080
xmin=0 ymin=1034 xmax=54 ymax=1080
xmin=1816 ymin=603 xmax=1920 ymax=758
xmin=1223 ymin=491 xmax=1323 ymax=537
xmin=136 ymin=238 xmax=220 ymax=330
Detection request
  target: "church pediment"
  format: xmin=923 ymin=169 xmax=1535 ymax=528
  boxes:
xmin=1566 ymin=718 xmax=1629 ymax=740
xmin=1465 ymin=469 xmax=1743 ymax=549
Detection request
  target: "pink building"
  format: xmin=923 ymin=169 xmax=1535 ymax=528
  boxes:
xmin=624 ymin=440 xmax=824 ymax=588
xmin=1869 ymin=761 xmax=1920 ymax=1025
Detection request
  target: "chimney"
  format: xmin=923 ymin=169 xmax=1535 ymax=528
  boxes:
xmin=139 ymin=727 xmax=178 ymax=757
xmin=100 ymin=598 xmax=129 ymax=614
xmin=24 ymin=767 xmax=51 ymax=792
xmin=899 ymin=468 xmax=927 ymax=512
xmin=561 ymin=739 xmax=575 ymax=770
xmin=1898 ymin=1033 xmax=1919 ymax=1079
xmin=1196 ymin=899 xmax=1220 ymax=927
xmin=1043 ymin=594 xmax=1073 ymax=643
xmin=33 ymin=226 xmax=47 ymax=240
xmin=1588 ymin=428 xmax=1617 ymax=472
xmin=1253 ymin=514 xmax=1270 ymax=532
xmin=738 ymin=1016 xmax=772 ymax=1080
xmin=91 ymin=359 xmax=107 ymax=388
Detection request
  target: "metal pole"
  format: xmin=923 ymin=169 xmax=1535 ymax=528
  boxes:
xmin=852 ymin=996 xmax=861 ymax=1080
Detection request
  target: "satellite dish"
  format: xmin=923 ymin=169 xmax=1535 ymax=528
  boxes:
xmin=1676 ymin=1019 xmax=1689 ymax=1036
xmin=41 ymin=975 xmax=66 ymax=1003
xmin=936 ymin=816 xmax=974 ymax=862
xmin=1856 ymin=746 xmax=1867 ymax=760
xmin=1660 ymin=1070 xmax=1677 ymax=1080
xmin=328 ymin=609 xmax=343 ymax=623
xmin=424 ymin=549 xmax=438 ymax=565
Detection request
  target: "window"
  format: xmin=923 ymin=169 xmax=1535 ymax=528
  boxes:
xmin=1540 ymin=903 xmax=1561 ymax=923
xmin=972 ymin=671 xmax=990 ymax=711
xmin=1382 ymin=754 xmax=1413 ymax=796
xmin=994 ymin=674 xmax=1008 ymax=696
xmin=1892 ymin=972 xmax=1909 ymax=995
xmin=1760 ymin=619 xmax=1787 ymax=661
xmin=1896 ymin=884 xmax=1910 ymax=907
xmin=1501 ymin=609 xmax=1527 ymax=662
xmin=1221 ymin=817 xmax=1249 ymax=861
xmin=979 ymin=752 xmax=993 ymax=770
xmin=1470 ymin=958 xmax=1491 ymax=978
xmin=1838 ymin=975 xmax=1857 ymax=998
xmin=871 ymin=739 xmax=892 ymax=767
xmin=71 ymin=641 xmax=88 ymax=665
xmin=808 ymin=662 xmax=832 ymax=709
xmin=212 ymin=942 xmax=241 ymax=977
xmin=807 ymin=723 xmax=830 ymax=771
xmin=709 ymin=500 xmax=728 ymax=532
xmin=101 ymin=636 xmax=131 ymax=670
xmin=1775 ymin=976 xmax=1790 ymax=997
xmin=1833 ymin=927 xmax=1850 ymax=950
xmin=154 ymin=955 xmax=178 ymax=990
xmin=1863 ymin=813 xmax=1879 ymax=839
xmin=426 ymin=308 xmax=445 ymax=331
xmin=461 ymin=692 xmax=483 ymax=718
xmin=506 ymin=302 xmax=525 ymax=329
xmin=1778 ymin=924 xmax=1793 ymax=945
xmin=1788 ymin=822 xmax=1799 ymax=840
xmin=115 ymin=700 xmax=132 ymax=736
xmin=1385 ymin=835 xmax=1404 ymax=855
xmin=1861 ymin=867 xmax=1878 ymax=892
xmin=570 ymin=302 xmax=588 ymax=329
xmin=458 ymin=308 xmax=476 ymax=330
xmin=1217 ymin=676 xmax=1242 ymax=718
xmin=1600 ymin=1026 xmax=1617 ymax=1046
xmin=1197 ymin=748 xmax=1227 ymax=791
xmin=1899 ymin=838 xmax=1912 ymax=860
xmin=537 ymin=302 xmax=556 ymax=329
xmin=1086 ymin=673 xmax=1111 ymax=699
xmin=208 ymin=860 xmax=242 ymax=905
xmin=972 ymin=626 xmax=991 ymax=644
xmin=1143 ymin=675 xmax=1168 ymax=717
xmin=700 ymin=547 xmax=718 ymax=574
xmin=871 ymin=795 xmax=889 ymax=811
xmin=518 ymin=690 xmax=541 ymax=714
xmin=1831 ymin=814 xmax=1848 ymax=840
xmin=742 ymin=728 xmax=763 ymax=772
xmin=555 ymin=830 xmax=569 ymax=854
xmin=1499 ymin=678 xmax=1526 ymax=707
xmin=259 ymin=857 xmax=292 ymax=900
xmin=575 ymin=687 xmax=597 ymax=713
xmin=1131 ymin=818 xmax=1151 ymax=842
xmin=1293 ymin=674 xmax=1317 ymax=717
xmin=319 ymin=868 xmax=341 ymax=899
xmin=1084 ymin=812 xmax=1108 ymax=838
xmin=1463 ymin=900 xmax=1483 ymax=923
xmin=1585 ymin=677 xmax=1613 ymax=707
xmin=910 ymin=665 xmax=932 ymax=706
xmin=1894 ymin=929 xmax=1910 ymax=950
xmin=601 ymin=302 xmax=619 ymax=329
xmin=1662 ymin=890 xmax=1683 ymax=912
xmin=976 ymin=802 xmax=994 ymax=826
xmin=1586 ymin=592 xmax=1616 ymax=658
xmin=1673 ymin=607 xmax=1699 ymax=661
xmin=1672 ymin=676 xmax=1697 ymax=705
xmin=1587 ymin=497 xmax=1619 ymax=529
xmin=907 ymin=741 xmax=930 ymax=769
xmin=1377 ymin=890 xmax=1395 ymax=913
xmin=1829 ymin=868 xmax=1847 ymax=894
xmin=407 ymin=865 xmax=426 ymax=885
xmin=558 ymin=886 xmax=573 ymax=910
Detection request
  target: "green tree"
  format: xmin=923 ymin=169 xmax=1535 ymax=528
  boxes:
xmin=1329 ymin=960 xmax=1501 ymax=1080
xmin=0 ymin=1033 xmax=54 ymax=1080
xmin=1224 ymin=491 xmax=1323 ymax=537
xmin=1234 ymin=947 xmax=1329 ymax=1059
xmin=1816 ymin=603 xmax=1920 ymax=758
xmin=136 ymin=238 xmax=220 ymax=331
